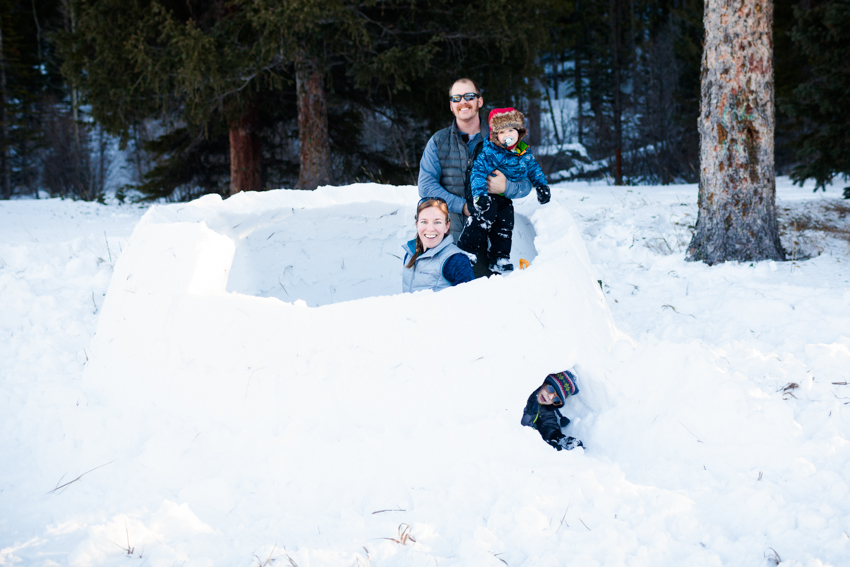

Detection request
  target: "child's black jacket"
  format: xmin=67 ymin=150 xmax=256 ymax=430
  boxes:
xmin=521 ymin=394 xmax=571 ymax=450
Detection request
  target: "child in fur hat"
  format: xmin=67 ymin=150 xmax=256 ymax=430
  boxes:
xmin=521 ymin=370 xmax=583 ymax=451
xmin=457 ymin=107 xmax=551 ymax=273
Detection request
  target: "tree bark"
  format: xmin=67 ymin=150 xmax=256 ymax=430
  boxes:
xmin=610 ymin=0 xmax=623 ymax=185
xmin=527 ymin=73 xmax=542 ymax=145
xmin=295 ymin=57 xmax=333 ymax=190
xmin=574 ymin=33 xmax=583 ymax=146
xmin=229 ymin=109 xmax=262 ymax=195
xmin=687 ymin=0 xmax=784 ymax=265
xmin=0 ymin=17 xmax=10 ymax=200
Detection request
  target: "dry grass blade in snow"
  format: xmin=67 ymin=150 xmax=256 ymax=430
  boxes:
xmin=253 ymin=543 xmax=277 ymax=566
xmin=765 ymin=547 xmax=782 ymax=566
xmin=384 ymin=523 xmax=416 ymax=545
xmin=779 ymin=382 xmax=799 ymax=400
xmin=47 ymin=461 xmax=114 ymax=494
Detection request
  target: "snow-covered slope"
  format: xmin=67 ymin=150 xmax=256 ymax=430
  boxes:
xmin=1 ymin=179 xmax=849 ymax=567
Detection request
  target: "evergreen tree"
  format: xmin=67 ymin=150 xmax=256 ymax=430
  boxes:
xmin=61 ymin=0 xmax=293 ymax=195
xmin=540 ymin=0 xmax=702 ymax=185
xmin=0 ymin=0 xmax=67 ymax=199
xmin=59 ymin=0 xmax=556 ymax=200
xmin=784 ymin=0 xmax=850 ymax=190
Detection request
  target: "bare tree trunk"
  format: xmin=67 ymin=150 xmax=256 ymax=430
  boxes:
xmin=31 ymin=0 xmax=42 ymax=62
xmin=610 ymin=0 xmax=624 ymax=185
xmin=0 ymin=17 xmax=9 ymax=200
xmin=543 ymin=83 xmax=561 ymax=145
xmin=61 ymin=0 xmax=85 ymax=199
xmin=527 ymin=73 xmax=542 ymax=145
xmin=295 ymin=56 xmax=333 ymax=190
xmin=574 ymin=39 xmax=583 ymax=146
xmin=687 ymin=0 xmax=784 ymax=265
xmin=229 ymin=108 xmax=262 ymax=195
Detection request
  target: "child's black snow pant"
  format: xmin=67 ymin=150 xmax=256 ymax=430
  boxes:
xmin=457 ymin=194 xmax=514 ymax=264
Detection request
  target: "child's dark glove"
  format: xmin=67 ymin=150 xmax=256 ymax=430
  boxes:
xmin=536 ymin=185 xmax=551 ymax=204
xmin=554 ymin=436 xmax=583 ymax=451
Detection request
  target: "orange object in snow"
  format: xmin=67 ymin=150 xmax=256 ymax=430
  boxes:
xmin=519 ymin=259 xmax=530 ymax=270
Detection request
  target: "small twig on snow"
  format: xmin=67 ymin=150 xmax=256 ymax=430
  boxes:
xmin=679 ymin=421 xmax=703 ymax=443
xmin=764 ymin=547 xmax=781 ymax=566
xmin=253 ymin=543 xmax=277 ymax=567
xmin=532 ymin=310 xmax=545 ymax=328
xmin=556 ymin=506 xmax=570 ymax=532
xmin=108 ymin=521 xmax=134 ymax=555
xmin=661 ymin=304 xmax=695 ymax=318
xmin=779 ymin=382 xmax=799 ymax=399
xmin=47 ymin=461 xmax=114 ymax=494
xmin=104 ymin=231 xmax=112 ymax=263
xmin=383 ymin=523 xmax=416 ymax=545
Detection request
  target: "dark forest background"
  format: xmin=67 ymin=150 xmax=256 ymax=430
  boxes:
xmin=0 ymin=0 xmax=846 ymax=202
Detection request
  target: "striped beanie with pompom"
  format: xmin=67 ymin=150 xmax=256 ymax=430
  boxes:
xmin=543 ymin=370 xmax=580 ymax=407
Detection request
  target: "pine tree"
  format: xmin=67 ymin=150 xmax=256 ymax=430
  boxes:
xmin=784 ymin=0 xmax=850 ymax=190
xmin=60 ymin=0 xmax=555 ymax=199
xmin=61 ymin=0 xmax=288 ymax=195
xmin=0 ymin=0 xmax=67 ymax=199
xmin=687 ymin=0 xmax=784 ymax=264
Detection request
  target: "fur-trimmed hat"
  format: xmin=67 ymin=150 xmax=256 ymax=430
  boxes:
xmin=543 ymin=370 xmax=580 ymax=407
xmin=488 ymin=107 xmax=527 ymax=145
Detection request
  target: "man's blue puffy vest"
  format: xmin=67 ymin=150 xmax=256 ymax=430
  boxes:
xmin=431 ymin=117 xmax=490 ymax=240
xmin=432 ymin=117 xmax=491 ymax=201
xmin=402 ymin=235 xmax=464 ymax=293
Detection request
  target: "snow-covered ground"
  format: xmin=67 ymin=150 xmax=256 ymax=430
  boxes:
xmin=1 ymin=178 xmax=849 ymax=567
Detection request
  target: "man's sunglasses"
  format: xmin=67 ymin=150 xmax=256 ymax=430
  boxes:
xmin=545 ymin=384 xmax=562 ymax=405
xmin=449 ymin=93 xmax=481 ymax=103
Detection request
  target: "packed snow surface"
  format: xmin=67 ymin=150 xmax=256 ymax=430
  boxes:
xmin=2 ymin=178 xmax=849 ymax=567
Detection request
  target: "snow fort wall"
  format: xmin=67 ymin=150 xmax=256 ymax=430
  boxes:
xmin=73 ymin=183 xmax=626 ymax=560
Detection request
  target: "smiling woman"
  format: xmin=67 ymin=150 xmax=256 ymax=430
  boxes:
xmin=402 ymin=198 xmax=474 ymax=292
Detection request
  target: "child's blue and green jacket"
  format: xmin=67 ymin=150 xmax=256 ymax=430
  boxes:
xmin=469 ymin=140 xmax=548 ymax=200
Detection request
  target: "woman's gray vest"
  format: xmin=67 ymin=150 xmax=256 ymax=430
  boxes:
xmin=402 ymin=235 xmax=464 ymax=293
xmin=431 ymin=117 xmax=489 ymax=240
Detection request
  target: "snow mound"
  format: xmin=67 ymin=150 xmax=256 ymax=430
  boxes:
xmin=69 ymin=183 xmax=622 ymax=565
xmin=4 ymin=180 xmax=850 ymax=566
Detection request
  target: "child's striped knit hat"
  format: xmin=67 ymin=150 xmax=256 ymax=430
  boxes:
xmin=544 ymin=370 xmax=580 ymax=406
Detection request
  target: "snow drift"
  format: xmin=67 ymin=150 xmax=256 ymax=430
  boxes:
xmin=3 ymin=181 xmax=849 ymax=567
